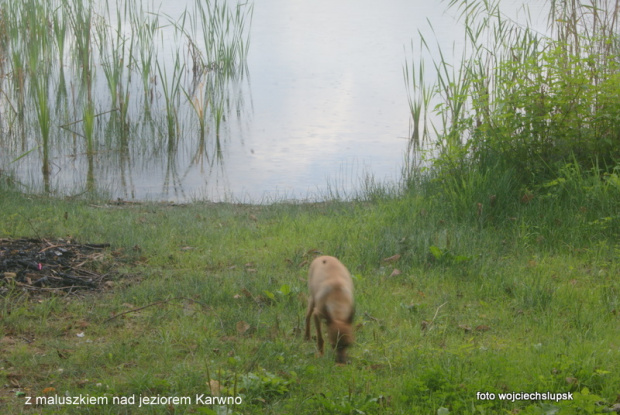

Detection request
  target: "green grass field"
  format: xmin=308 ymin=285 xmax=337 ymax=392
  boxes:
xmin=1 ymin=169 xmax=619 ymax=414
xmin=2 ymin=0 xmax=619 ymax=412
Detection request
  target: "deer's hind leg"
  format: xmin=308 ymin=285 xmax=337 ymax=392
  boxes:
xmin=314 ymin=313 xmax=324 ymax=355
xmin=304 ymin=296 xmax=314 ymax=341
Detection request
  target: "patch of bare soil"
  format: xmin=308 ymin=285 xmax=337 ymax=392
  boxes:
xmin=0 ymin=238 xmax=114 ymax=296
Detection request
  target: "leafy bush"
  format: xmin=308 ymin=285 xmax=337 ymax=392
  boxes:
xmin=471 ymin=45 xmax=620 ymax=183
xmin=406 ymin=0 xmax=620 ymax=190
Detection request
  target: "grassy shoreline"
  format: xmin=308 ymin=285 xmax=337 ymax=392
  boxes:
xmin=1 ymin=175 xmax=619 ymax=414
xmin=2 ymin=0 xmax=619 ymax=412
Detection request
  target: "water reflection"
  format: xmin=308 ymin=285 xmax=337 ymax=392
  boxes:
xmin=0 ymin=0 xmax=252 ymax=201
xmin=0 ymin=0 xmax=547 ymax=202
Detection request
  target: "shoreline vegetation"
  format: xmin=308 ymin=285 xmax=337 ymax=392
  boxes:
xmin=0 ymin=0 xmax=252 ymax=198
xmin=1 ymin=0 xmax=620 ymax=413
xmin=0 ymin=165 xmax=618 ymax=413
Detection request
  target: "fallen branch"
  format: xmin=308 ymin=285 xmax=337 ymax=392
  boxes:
xmin=421 ymin=301 xmax=448 ymax=332
xmin=104 ymin=296 xmax=210 ymax=323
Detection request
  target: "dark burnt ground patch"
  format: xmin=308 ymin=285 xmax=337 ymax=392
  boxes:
xmin=1 ymin=238 xmax=117 ymax=296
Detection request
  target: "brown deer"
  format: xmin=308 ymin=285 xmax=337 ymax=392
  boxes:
xmin=304 ymin=256 xmax=355 ymax=364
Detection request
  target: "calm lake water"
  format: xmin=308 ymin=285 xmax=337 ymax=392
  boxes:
xmin=1 ymin=0 xmax=547 ymax=202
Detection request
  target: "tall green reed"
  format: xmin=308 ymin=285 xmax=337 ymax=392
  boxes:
xmin=129 ymin=4 xmax=158 ymax=115
xmin=21 ymin=0 xmax=55 ymax=188
xmin=52 ymin=9 xmax=70 ymax=109
xmin=403 ymin=40 xmax=433 ymax=147
xmin=156 ymin=54 xmax=185 ymax=147
xmin=405 ymin=0 xmax=620 ymax=187
xmin=183 ymin=81 xmax=209 ymax=141
xmin=185 ymin=0 xmax=253 ymax=76
xmin=64 ymin=0 xmax=94 ymax=103
xmin=83 ymin=102 xmax=96 ymax=191
xmin=0 ymin=0 xmax=253 ymax=196
xmin=31 ymin=76 xmax=51 ymax=184
xmin=95 ymin=0 xmax=135 ymax=142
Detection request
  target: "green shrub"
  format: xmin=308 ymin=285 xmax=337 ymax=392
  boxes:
xmin=406 ymin=0 xmax=620 ymax=191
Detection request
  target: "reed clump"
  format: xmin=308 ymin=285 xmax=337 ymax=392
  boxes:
xmin=405 ymin=0 xmax=620 ymax=195
xmin=0 ymin=0 xmax=252 ymax=195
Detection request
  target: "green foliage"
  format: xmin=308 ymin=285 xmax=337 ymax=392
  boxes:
xmin=428 ymin=245 xmax=472 ymax=265
xmin=312 ymin=392 xmax=385 ymax=414
xmin=470 ymin=46 xmax=620 ymax=183
xmin=263 ymin=284 xmax=297 ymax=304
xmin=0 ymin=0 xmax=253 ymax=192
xmin=213 ymin=367 xmax=295 ymax=404
xmin=406 ymin=0 xmax=620 ymax=192
xmin=520 ymin=388 xmax=607 ymax=414
xmin=0 ymin=185 xmax=619 ymax=414
xmin=1 ymin=0 xmax=620 ymax=413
